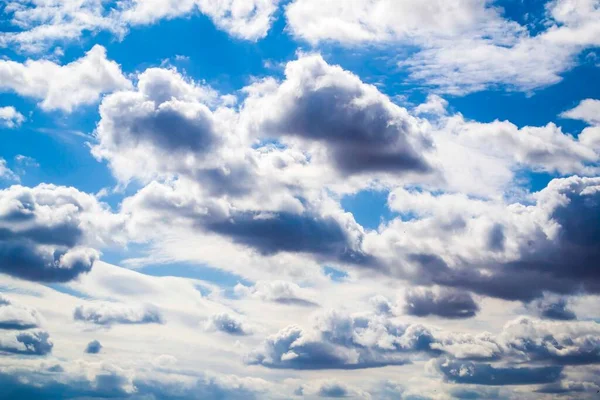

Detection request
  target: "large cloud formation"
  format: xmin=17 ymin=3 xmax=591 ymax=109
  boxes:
xmin=373 ymin=176 xmax=600 ymax=301
xmin=244 ymin=55 xmax=432 ymax=176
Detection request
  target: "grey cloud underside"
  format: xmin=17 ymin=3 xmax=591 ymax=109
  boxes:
xmin=250 ymin=311 xmax=600 ymax=372
xmin=317 ymin=382 xmax=350 ymax=397
xmin=0 ymin=369 xmax=261 ymax=400
xmin=404 ymin=288 xmax=480 ymax=319
xmin=0 ymin=240 xmax=95 ymax=283
xmin=206 ymin=211 xmax=375 ymax=265
xmin=262 ymin=85 xmax=431 ymax=175
xmin=439 ymin=360 xmax=563 ymax=386
xmin=535 ymin=297 xmax=577 ymax=321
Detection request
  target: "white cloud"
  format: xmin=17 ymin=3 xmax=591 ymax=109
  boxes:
xmin=1 ymin=0 xmax=280 ymax=53
xmin=0 ymin=106 xmax=25 ymax=128
xmin=286 ymin=0 xmax=600 ymax=94
xmin=561 ymin=98 xmax=600 ymax=125
xmin=0 ymin=45 xmax=131 ymax=112
xmin=121 ymin=0 xmax=280 ymax=41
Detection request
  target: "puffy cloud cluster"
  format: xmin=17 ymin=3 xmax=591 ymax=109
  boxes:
xmin=371 ymin=175 xmax=600 ymax=301
xmin=73 ymin=302 xmax=163 ymax=326
xmin=0 ymin=330 xmax=53 ymax=355
xmin=0 ymin=184 xmax=122 ymax=282
xmin=204 ymin=313 xmax=251 ymax=336
xmin=249 ymin=308 xmax=600 ymax=374
xmin=0 ymin=106 xmax=25 ymax=128
xmin=246 ymin=310 xmax=434 ymax=369
xmin=121 ymin=0 xmax=280 ymax=41
xmin=1 ymin=0 xmax=279 ymax=53
xmin=0 ymin=45 xmax=131 ymax=112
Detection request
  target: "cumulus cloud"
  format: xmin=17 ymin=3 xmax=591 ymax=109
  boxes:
xmin=374 ymin=176 xmax=600 ymax=301
xmin=234 ymin=281 xmax=317 ymax=306
xmin=244 ymin=55 xmax=432 ymax=176
xmin=0 ymin=159 xmax=19 ymax=182
xmin=404 ymin=287 xmax=479 ymax=319
xmin=0 ymin=294 xmax=41 ymax=330
xmin=0 ymin=330 xmax=52 ymax=355
xmin=0 ymin=45 xmax=131 ymax=112
xmin=0 ymin=361 xmax=269 ymax=400
xmin=73 ymin=302 xmax=163 ymax=326
xmin=205 ymin=313 xmax=251 ymax=335
xmin=85 ymin=340 xmax=102 ymax=354
xmin=0 ymin=106 xmax=25 ymax=128
xmin=0 ymin=184 xmax=122 ymax=282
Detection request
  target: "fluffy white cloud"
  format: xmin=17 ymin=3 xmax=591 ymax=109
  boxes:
xmin=0 ymin=106 xmax=25 ymax=128
xmin=562 ymin=98 xmax=600 ymax=126
xmin=0 ymin=45 xmax=131 ymax=112
xmin=1 ymin=0 xmax=279 ymax=52
xmin=121 ymin=0 xmax=280 ymax=40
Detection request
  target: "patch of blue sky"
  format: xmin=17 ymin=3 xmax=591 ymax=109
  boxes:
xmin=340 ymin=189 xmax=397 ymax=230
xmin=322 ymin=266 xmax=348 ymax=282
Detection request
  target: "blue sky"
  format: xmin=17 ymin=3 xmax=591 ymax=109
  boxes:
xmin=1 ymin=1 xmax=600 ymax=399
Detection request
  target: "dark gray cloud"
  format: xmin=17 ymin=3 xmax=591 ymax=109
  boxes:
xmin=206 ymin=313 xmax=250 ymax=336
xmin=317 ymin=382 xmax=350 ymax=397
xmin=85 ymin=340 xmax=102 ymax=354
xmin=251 ymin=55 xmax=431 ymax=176
xmin=0 ymin=330 xmax=53 ymax=355
xmin=0 ymin=185 xmax=115 ymax=283
xmin=207 ymin=211 xmax=374 ymax=266
xmin=246 ymin=312 xmax=437 ymax=370
xmin=438 ymin=360 xmax=563 ymax=386
xmin=404 ymin=288 xmax=479 ymax=319
xmin=73 ymin=303 xmax=163 ymax=326
xmin=534 ymin=297 xmax=577 ymax=321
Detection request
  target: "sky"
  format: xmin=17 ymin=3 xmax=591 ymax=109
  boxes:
xmin=1 ymin=0 xmax=600 ymax=399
